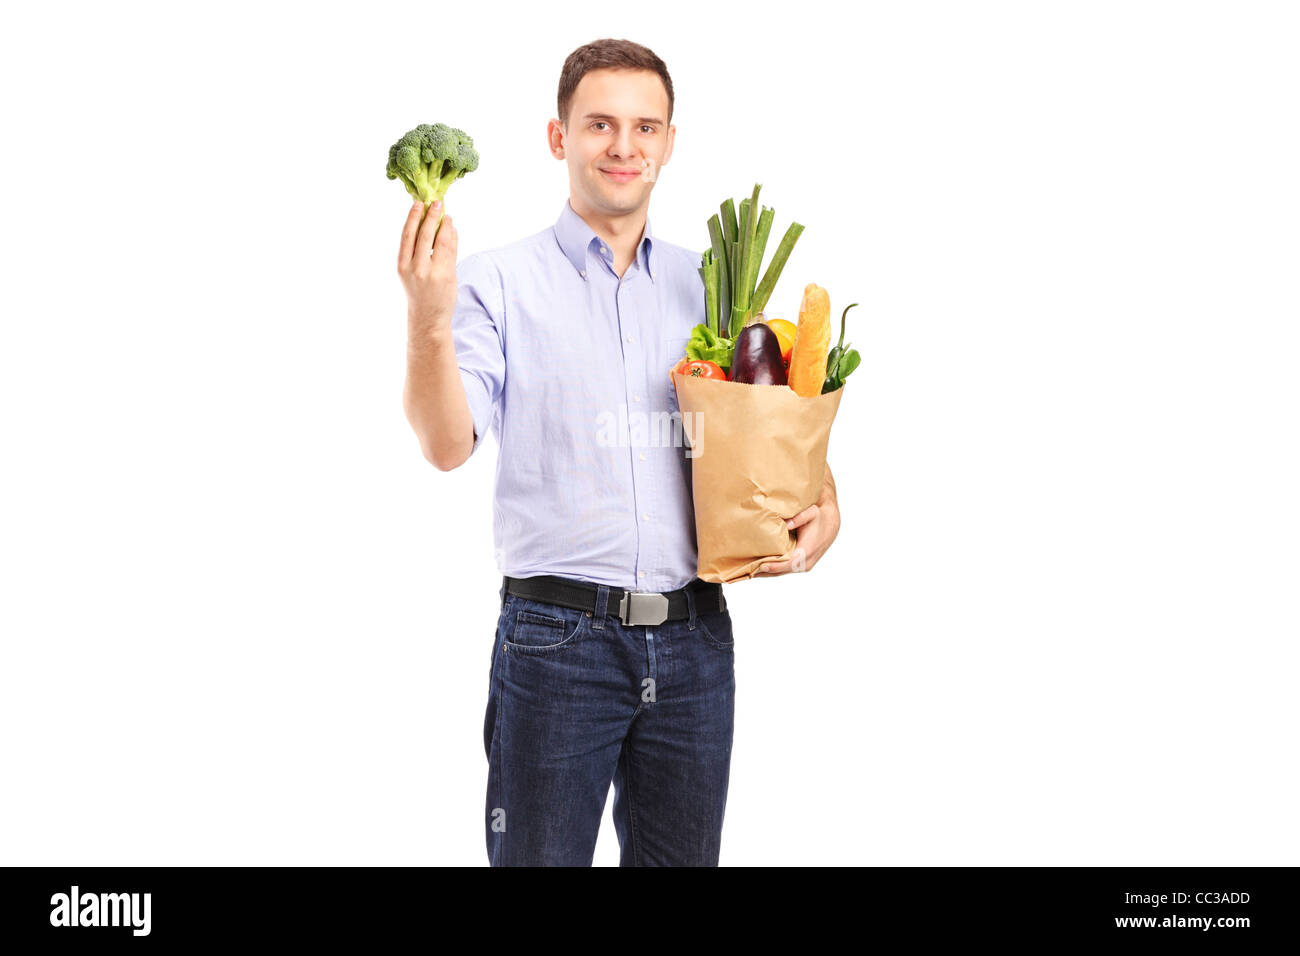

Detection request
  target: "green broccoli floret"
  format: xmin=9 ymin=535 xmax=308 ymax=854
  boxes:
xmin=386 ymin=123 xmax=479 ymax=224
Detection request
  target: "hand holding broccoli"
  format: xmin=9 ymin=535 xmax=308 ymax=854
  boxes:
xmin=398 ymin=199 xmax=459 ymax=339
xmin=388 ymin=122 xmax=479 ymax=339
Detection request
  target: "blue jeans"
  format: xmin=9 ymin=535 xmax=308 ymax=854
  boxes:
xmin=483 ymin=580 xmax=735 ymax=866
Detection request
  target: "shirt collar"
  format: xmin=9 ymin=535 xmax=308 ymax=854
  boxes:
xmin=554 ymin=198 xmax=656 ymax=283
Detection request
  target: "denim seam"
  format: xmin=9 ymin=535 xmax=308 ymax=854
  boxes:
xmin=491 ymin=643 xmax=506 ymax=866
xmin=624 ymin=743 xmax=642 ymax=866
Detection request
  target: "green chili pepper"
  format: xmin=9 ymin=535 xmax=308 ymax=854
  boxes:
xmin=821 ymin=303 xmax=861 ymax=393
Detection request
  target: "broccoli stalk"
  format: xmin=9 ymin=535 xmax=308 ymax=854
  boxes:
xmin=386 ymin=123 xmax=479 ymax=232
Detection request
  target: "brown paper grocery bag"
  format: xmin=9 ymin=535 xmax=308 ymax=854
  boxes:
xmin=671 ymin=371 xmax=844 ymax=583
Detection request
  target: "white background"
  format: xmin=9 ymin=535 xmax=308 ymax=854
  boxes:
xmin=2 ymin=1 xmax=1297 ymax=866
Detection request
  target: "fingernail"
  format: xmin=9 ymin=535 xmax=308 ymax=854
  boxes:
xmin=432 ymin=200 xmax=442 ymax=211
xmin=758 ymin=565 xmax=768 ymax=573
xmin=787 ymin=519 xmax=795 ymax=528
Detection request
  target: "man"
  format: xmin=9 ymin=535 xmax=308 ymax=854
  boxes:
xmin=398 ymin=38 xmax=840 ymax=866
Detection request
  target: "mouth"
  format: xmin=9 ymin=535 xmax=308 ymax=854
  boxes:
xmin=601 ymin=168 xmax=640 ymax=182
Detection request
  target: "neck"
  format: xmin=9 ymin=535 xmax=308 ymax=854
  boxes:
xmin=570 ymin=196 xmax=647 ymax=268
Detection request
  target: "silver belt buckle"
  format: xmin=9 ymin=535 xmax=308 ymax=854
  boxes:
xmin=618 ymin=590 xmax=669 ymax=626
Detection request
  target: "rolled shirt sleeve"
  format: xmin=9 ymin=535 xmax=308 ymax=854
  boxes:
xmin=451 ymin=252 xmax=506 ymax=455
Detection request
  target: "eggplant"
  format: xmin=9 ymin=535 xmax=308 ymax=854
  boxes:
xmin=728 ymin=322 xmax=788 ymax=385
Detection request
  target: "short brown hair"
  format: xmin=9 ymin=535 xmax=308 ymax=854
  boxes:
xmin=557 ymin=39 xmax=674 ymax=128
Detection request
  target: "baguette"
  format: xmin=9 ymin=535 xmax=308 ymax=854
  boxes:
xmin=787 ymin=283 xmax=831 ymax=397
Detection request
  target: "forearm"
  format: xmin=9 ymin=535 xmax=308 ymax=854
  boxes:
xmin=821 ymin=462 xmax=837 ymax=509
xmin=403 ymin=321 xmax=475 ymax=471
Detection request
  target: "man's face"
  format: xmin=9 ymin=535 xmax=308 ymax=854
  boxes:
xmin=550 ymin=68 xmax=675 ymax=218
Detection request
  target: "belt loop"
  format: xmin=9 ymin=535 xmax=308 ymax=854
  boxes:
xmin=592 ymin=584 xmax=610 ymax=630
xmin=685 ymin=586 xmax=697 ymax=630
xmin=499 ymin=577 xmax=508 ymax=610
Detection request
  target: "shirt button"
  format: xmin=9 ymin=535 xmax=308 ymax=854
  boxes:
xmin=626 ymin=336 xmax=633 ymax=344
xmin=639 ymin=453 xmax=647 ymax=461
xmin=601 ymin=245 xmax=609 ymax=255
xmin=633 ymin=394 xmax=640 ymax=403
xmin=638 ymin=571 xmax=646 ymax=578
xmin=580 ymin=269 xmax=586 ymax=278
xmin=642 ymin=513 xmax=650 ymax=521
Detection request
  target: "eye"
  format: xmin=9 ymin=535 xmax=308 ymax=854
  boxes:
xmin=592 ymin=122 xmax=608 ymax=131
xmin=640 ymin=125 xmax=655 ymax=134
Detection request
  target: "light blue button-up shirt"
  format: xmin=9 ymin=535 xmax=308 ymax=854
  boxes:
xmin=451 ymin=198 xmax=704 ymax=592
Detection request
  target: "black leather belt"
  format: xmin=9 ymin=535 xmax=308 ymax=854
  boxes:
xmin=503 ymin=574 xmax=726 ymax=626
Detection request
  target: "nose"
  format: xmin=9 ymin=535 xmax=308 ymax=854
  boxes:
xmin=609 ymin=126 xmax=639 ymax=160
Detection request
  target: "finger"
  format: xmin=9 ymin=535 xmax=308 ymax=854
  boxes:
xmin=398 ymin=201 xmax=425 ymax=270
xmin=755 ymin=558 xmax=791 ymax=576
xmin=431 ymin=213 xmax=457 ymax=266
xmin=787 ymin=504 xmax=819 ymax=530
xmin=417 ymin=200 xmax=444 ymax=259
xmin=792 ymin=522 xmax=820 ymax=555
xmin=759 ymin=539 xmax=817 ymax=575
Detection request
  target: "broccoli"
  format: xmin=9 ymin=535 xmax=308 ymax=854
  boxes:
xmin=385 ymin=123 xmax=479 ymax=227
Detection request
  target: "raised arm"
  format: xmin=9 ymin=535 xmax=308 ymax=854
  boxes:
xmin=397 ymin=199 xmax=476 ymax=470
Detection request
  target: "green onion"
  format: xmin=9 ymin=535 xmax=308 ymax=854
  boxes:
xmin=698 ymin=251 xmax=720 ymax=335
xmin=742 ymin=205 xmax=774 ymax=328
xmin=707 ymin=214 xmax=730 ymax=337
xmin=751 ymin=221 xmax=804 ymax=315
xmin=697 ymin=182 xmax=805 ymax=348
xmin=720 ymin=198 xmax=738 ymax=247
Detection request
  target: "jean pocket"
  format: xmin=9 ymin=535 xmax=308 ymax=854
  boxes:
xmin=696 ymin=609 xmax=735 ymax=650
xmin=505 ymin=604 xmax=589 ymax=654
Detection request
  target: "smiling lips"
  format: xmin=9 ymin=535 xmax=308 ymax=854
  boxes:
xmin=602 ymin=167 xmax=640 ymax=180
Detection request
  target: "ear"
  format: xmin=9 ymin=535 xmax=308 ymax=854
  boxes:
xmin=661 ymin=124 xmax=676 ymax=167
xmin=547 ymin=118 xmax=566 ymax=159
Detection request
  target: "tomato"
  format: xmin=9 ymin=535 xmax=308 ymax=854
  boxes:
xmin=673 ymin=358 xmax=728 ymax=381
